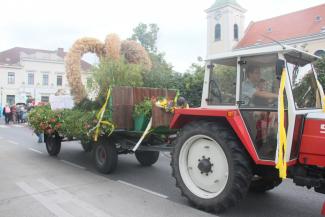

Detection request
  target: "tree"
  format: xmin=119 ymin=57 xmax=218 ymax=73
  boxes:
xmin=130 ymin=23 xmax=205 ymax=107
xmin=88 ymin=57 xmax=145 ymax=104
xmin=314 ymin=57 xmax=325 ymax=89
xmin=177 ymin=61 xmax=205 ymax=107
xmin=130 ymin=23 xmax=159 ymax=53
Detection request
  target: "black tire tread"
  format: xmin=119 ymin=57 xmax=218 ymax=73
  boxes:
xmin=135 ymin=151 xmax=159 ymax=166
xmin=171 ymin=121 xmax=252 ymax=213
xmin=93 ymin=138 xmax=118 ymax=174
xmin=45 ymin=134 xmax=61 ymax=156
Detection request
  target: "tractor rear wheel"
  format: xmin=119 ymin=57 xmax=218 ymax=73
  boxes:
xmin=171 ymin=121 xmax=252 ymax=213
xmin=135 ymin=151 xmax=159 ymax=166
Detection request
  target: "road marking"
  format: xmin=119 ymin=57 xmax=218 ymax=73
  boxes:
xmin=37 ymin=178 xmax=113 ymax=217
xmin=161 ymin=152 xmax=171 ymax=159
xmin=16 ymin=181 xmax=75 ymax=217
xmin=7 ymin=140 xmax=19 ymax=145
xmin=12 ymin=124 xmax=24 ymax=128
xmin=117 ymin=180 xmax=168 ymax=199
xmin=29 ymin=148 xmax=43 ymax=154
xmin=60 ymin=160 xmax=86 ymax=170
xmin=0 ymin=125 xmax=9 ymax=128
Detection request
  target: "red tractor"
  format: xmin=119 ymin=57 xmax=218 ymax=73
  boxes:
xmin=169 ymin=45 xmax=325 ymax=213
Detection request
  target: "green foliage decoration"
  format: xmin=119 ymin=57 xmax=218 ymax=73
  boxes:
xmin=133 ymin=99 xmax=152 ymax=118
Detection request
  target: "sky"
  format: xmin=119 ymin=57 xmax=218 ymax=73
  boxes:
xmin=0 ymin=0 xmax=324 ymax=72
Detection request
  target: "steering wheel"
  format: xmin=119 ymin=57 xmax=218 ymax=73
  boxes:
xmin=209 ymin=80 xmax=222 ymax=103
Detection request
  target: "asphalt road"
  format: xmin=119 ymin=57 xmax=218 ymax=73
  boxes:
xmin=0 ymin=122 xmax=324 ymax=217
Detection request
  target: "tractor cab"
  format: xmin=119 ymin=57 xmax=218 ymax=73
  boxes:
xmin=201 ymin=45 xmax=324 ymax=163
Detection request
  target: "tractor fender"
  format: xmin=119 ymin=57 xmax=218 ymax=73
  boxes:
xmin=170 ymin=108 xmax=272 ymax=165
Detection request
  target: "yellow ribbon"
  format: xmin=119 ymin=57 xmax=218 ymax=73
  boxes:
xmin=317 ymin=81 xmax=325 ymax=112
xmin=276 ymin=68 xmax=287 ymax=179
xmin=89 ymin=88 xmax=115 ymax=142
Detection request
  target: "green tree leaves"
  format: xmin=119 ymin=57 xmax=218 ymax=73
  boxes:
xmin=314 ymin=57 xmax=325 ymax=89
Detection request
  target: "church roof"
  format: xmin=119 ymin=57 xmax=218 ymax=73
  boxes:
xmin=207 ymin=0 xmax=243 ymax=11
xmin=236 ymin=3 xmax=325 ymax=49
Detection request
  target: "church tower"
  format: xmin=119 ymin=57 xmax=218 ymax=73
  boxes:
xmin=206 ymin=0 xmax=246 ymax=56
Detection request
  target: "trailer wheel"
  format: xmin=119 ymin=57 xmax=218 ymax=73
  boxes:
xmin=45 ymin=134 xmax=61 ymax=156
xmin=81 ymin=140 xmax=93 ymax=152
xmin=93 ymin=139 xmax=118 ymax=174
xmin=171 ymin=121 xmax=252 ymax=213
xmin=135 ymin=151 xmax=159 ymax=166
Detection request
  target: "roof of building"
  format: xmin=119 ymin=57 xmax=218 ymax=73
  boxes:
xmin=0 ymin=47 xmax=92 ymax=70
xmin=206 ymin=0 xmax=244 ymax=12
xmin=236 ymin=3 xmax=325 ymax=49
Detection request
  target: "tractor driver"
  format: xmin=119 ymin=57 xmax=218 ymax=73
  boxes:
xmin=242 ymin=66 xmax=278 ymax=106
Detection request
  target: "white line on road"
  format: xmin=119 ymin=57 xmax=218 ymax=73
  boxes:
xmin=7 ymin=140 xmax=19 ymax=145
xmin=60 ymin=160 xmax=86 ymax=170
xmin=16 ymin=181 xmax=75 ymax=217
xmin=29 ymin=148 xmax=43 ymax=154
xmin=37 ymin=178 xmax=113 ymax=217
xmin=117 ymin=180 xmax=168 ymax=199
xmin=0 ymin=125 xmax=9 ymax=128
xmin=12 ymin=124 xmax=24 ymax=128
xmin=161 ymin=152 xmax=171 ymax=159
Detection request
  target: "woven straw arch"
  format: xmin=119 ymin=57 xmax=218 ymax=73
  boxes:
xmin=65 ymin=34 xmax=151 ymax=103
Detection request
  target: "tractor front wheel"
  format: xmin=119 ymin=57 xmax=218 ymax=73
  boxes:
xmin=171 ymin=121 xmax=252 ymax=213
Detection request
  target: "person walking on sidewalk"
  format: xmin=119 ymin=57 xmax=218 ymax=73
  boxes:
xmin=3 ymin=105 xmax=11 ymax=124
xmin=11 ymin=105 xmax=17 ymax=124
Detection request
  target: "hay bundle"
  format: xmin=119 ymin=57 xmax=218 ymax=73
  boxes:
xmin=121 ymin=40 xmax=152 ymax=70
xmin=65 ymin=34 xmax=152 ymax=103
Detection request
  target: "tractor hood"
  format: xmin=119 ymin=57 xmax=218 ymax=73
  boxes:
xmin=299 ymin=112 xmax=325 ymax=167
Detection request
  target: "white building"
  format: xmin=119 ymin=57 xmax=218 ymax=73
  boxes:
xmin=206 ymin=1 xmax=325 ymax=56
xmin=0 ymin=47 xmax=91 ymax=106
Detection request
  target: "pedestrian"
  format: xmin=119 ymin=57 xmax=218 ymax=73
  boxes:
xmin=11 ymin=105 xmax=17 ymax=124
xmin=3 ymin=104 xmax=11 ymax=124
xmin=16 ymin=105 xmax=21 ymax=123
xmin=36 ymin=132 xmax=43 ymax=143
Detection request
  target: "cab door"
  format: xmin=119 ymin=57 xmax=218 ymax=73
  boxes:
xmin=238 ymin=54 xmax=281 ymax=161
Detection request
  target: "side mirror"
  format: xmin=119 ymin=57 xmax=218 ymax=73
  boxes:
xmin=276 ymin=59 xmax=285 ymax=79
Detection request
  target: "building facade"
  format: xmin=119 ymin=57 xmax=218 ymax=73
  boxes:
xmin=206 ymin=1 xmax=325 ymax=57
xmin=0 ymin=47 xmax=91 ymax=106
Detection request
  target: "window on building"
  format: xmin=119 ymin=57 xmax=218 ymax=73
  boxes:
xmin=8 ymin=72 xmax=15 ymax=84
xmin=234 ymin=24 xmax=239 ymax=40
xmin=41 ymin=96 xmax=49 ymax=102
xmin=215 ymin=24 xmax=221 ymax=41
xmin=28 ymin=72 xmax=34 ymax=85
xmin=6 ymin=95 xmax=15 ymax=105
xmin=42 ymin=73 xmax=49 ymax=86
xmin=57 ymin=75 xmax=63 ymax=86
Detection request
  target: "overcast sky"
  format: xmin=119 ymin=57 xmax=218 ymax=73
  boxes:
xmin=0 ymin=0 xmax=324 ymax=72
